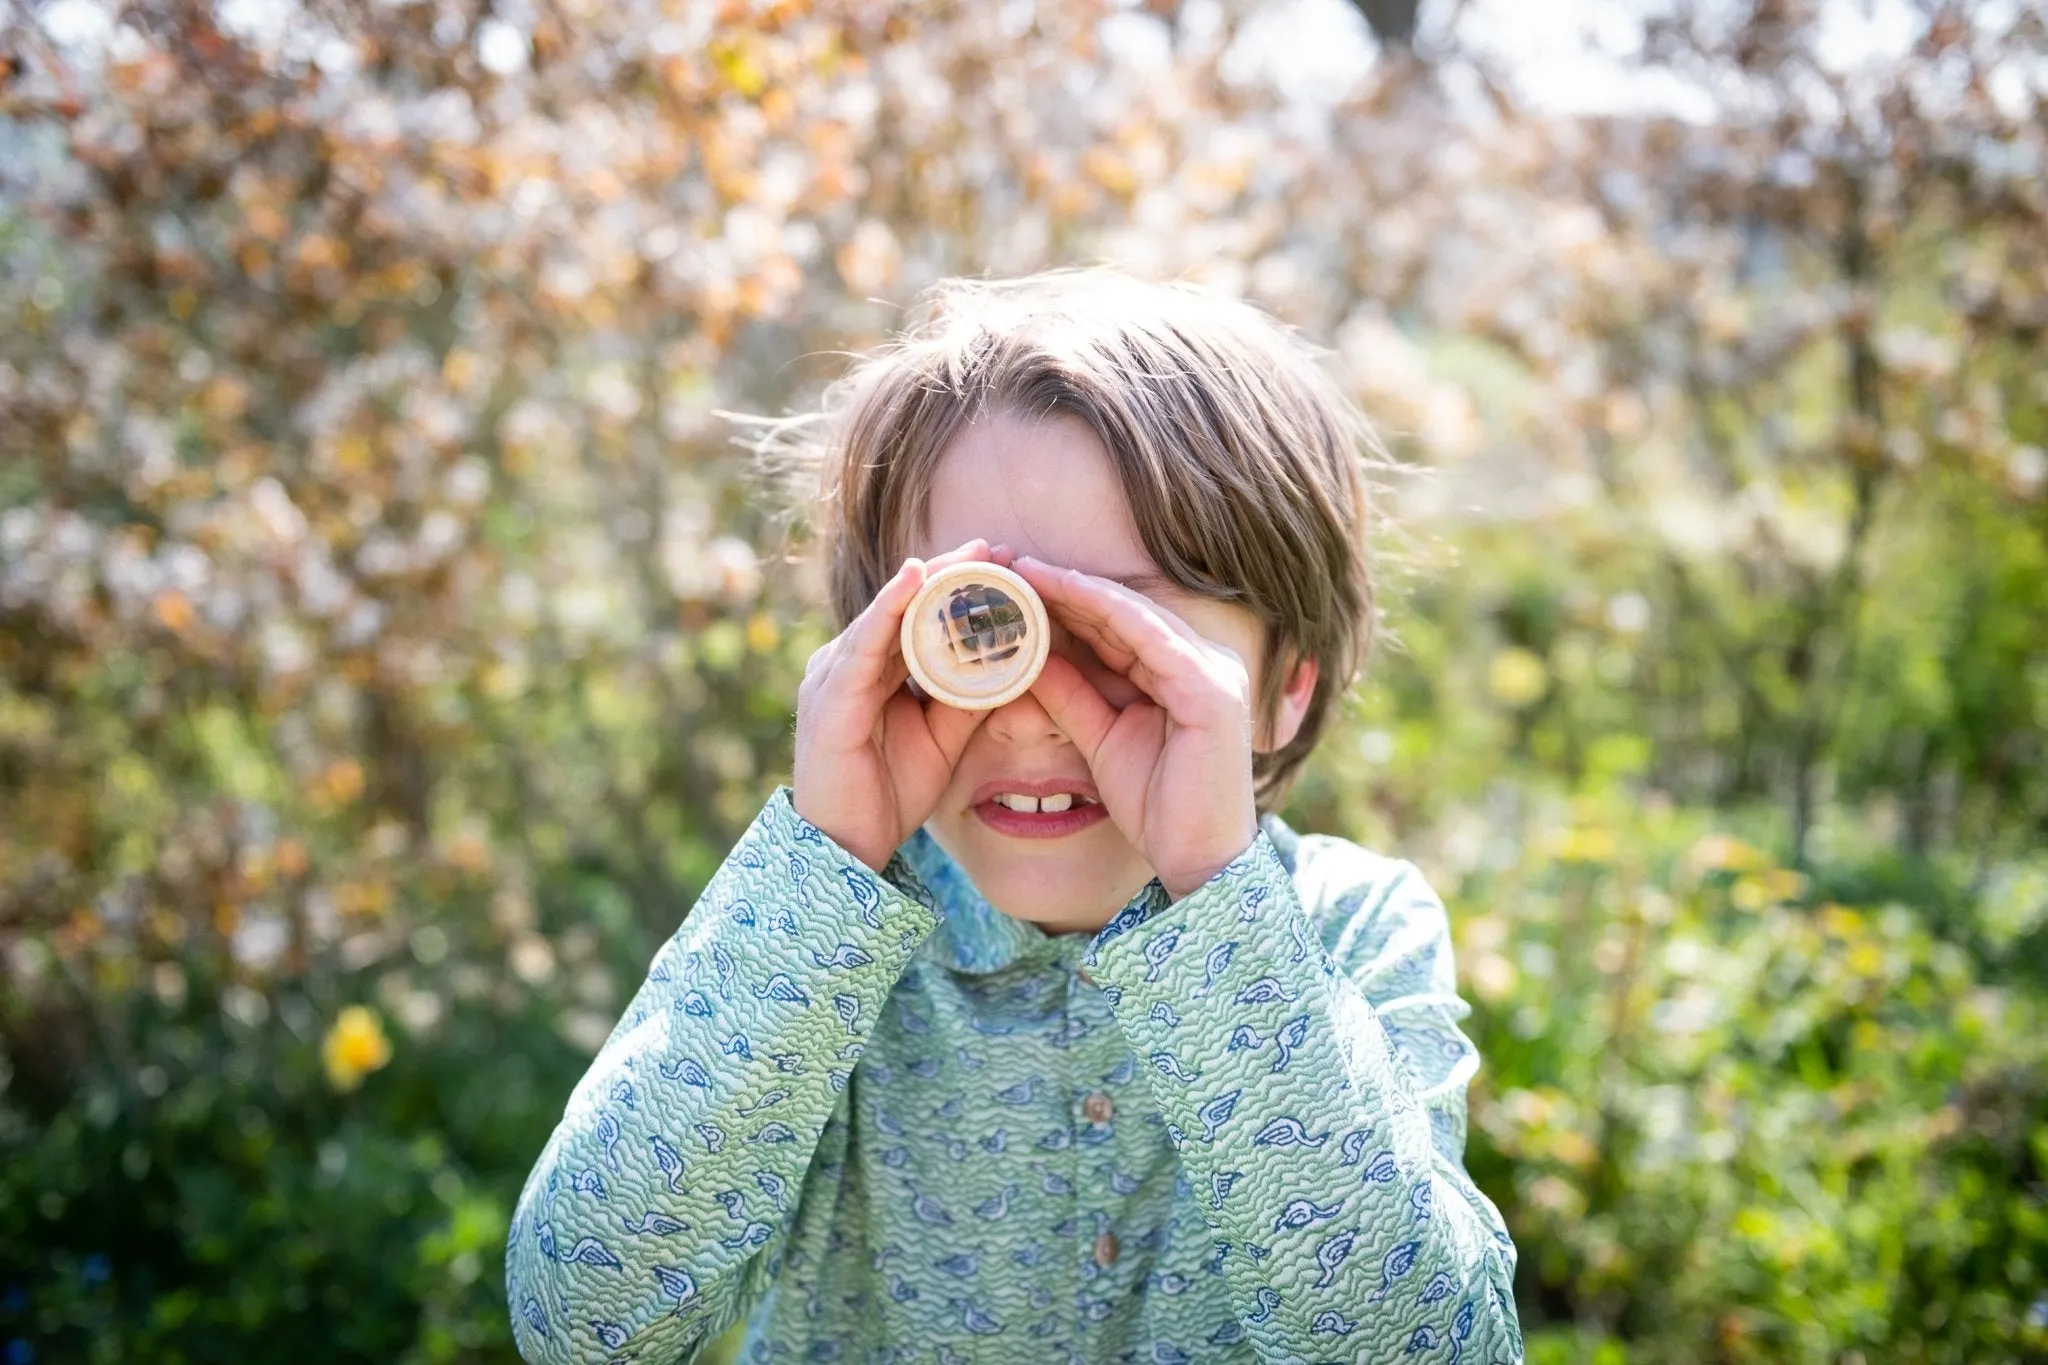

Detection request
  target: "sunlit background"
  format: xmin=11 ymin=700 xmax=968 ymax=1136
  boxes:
xmin=2 ymin=0 xmax=2045 ymax=1360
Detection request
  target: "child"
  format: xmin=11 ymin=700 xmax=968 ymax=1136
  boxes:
xmin=506 ymin=269 xmax=1523 ymax=1363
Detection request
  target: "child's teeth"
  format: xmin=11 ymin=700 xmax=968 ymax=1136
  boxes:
xmin=997 ymin=793 xmax=1039 ymax=812
xmin=1039 ymin=793 xmax=1073 ymax=813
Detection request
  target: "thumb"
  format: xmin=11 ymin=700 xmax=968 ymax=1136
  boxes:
xmin=921 ymin=694 xmax=990 ymax=769
xmin=1028 ymin=654 xmax=1118 ymax=764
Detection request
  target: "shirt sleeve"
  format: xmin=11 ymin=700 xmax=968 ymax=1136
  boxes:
xmin=505 ymin=788 xmax=940 ymax=1364
xmin=1084 ymin=832 xmax=1524 ymax=1365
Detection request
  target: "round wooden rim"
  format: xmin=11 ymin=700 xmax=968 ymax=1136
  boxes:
xmin=899 ymin=560 xmax=1051 ymax=711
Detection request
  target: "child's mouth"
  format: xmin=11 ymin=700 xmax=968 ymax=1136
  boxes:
xmin=969 ymin=781 xmax=1109 ymax=839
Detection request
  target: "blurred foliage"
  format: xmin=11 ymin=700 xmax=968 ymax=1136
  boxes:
xmin=2 ymin=0 xmax=2045 ymax=1362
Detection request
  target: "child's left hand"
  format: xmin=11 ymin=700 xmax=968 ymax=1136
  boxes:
xmin=1010 ymin=555 xmax=1259 ymax=901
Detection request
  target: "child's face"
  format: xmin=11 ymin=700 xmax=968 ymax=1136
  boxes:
xmin=913 ymin=412 xmax=1277 ymax=932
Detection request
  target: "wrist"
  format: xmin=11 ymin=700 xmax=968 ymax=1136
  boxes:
xmin=790 ymin=789 xmax=894 ymax=874
xmin=1158 ymin=829 xmax=1258 ymax=902
xmin=1159 ymin=868 xmax=1223 ymax=902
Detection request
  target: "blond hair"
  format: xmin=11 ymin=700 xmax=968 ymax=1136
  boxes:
xmin=772 ymin=267 xmax=1384 ymax=811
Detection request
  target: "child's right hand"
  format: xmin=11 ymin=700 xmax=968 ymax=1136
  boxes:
xmin=792 ymin=539 xmax=999 ymax=873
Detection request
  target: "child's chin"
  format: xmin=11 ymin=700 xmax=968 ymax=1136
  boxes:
xmin=970 ymin=856 xmax=1149 ymax=934
xmin=924 ymin=814 xmax=1152 ymax=932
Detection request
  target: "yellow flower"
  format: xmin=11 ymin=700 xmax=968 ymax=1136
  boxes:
xmin=1551 ymin=826 xmax=1617 ymax=864
xmin=1487 ymin=647 xmax=1549 ymax=707
xmin=744 ymin=611 xmax=781 ymax=655
xmin=1731 ymin=867 xmax=1808 ymax=911
xmin=1689 ymin=832 xmax=1771 ymax=875
xmin=322 ymin=1005 xmax=393 ymax=1092
xmin=1818 ymin=903 xmax=1865 ymax=937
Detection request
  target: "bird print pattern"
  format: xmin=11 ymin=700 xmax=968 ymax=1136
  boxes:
xmin=507 ymin=788 xmax=1522 ymax=1363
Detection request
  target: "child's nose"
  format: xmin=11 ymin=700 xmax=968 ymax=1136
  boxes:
xmin=983 ymin=688 xmax=1065 ymax=747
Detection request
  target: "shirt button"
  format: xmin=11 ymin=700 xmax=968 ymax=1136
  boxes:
xmin=1093 ymin=1232 xmax=1121 ymax=1267
xmin=1082 ymin=1091 xmax=1114 ymax=1125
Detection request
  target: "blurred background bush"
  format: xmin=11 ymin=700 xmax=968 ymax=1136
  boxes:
xmin=2 ymin=0 xmax=2044 ymax=1361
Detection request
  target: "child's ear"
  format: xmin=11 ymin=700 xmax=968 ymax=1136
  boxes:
xmin=1257 ymin=654 xmax=1319 ymax=753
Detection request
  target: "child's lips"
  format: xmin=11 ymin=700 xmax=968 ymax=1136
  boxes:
xmin=972 ymin=796 xmax=1110 ymax=839
xmin=967 ymin=776 xmax=1108 ymax=839
xmin=967 ymin=776 xmax=1101 ymax=807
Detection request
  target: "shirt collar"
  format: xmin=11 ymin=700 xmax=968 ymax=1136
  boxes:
xmin=897 ymin=814 xmax=1301 ymax=976
xmin=899 ymin=827 xmax=1069 ymax=975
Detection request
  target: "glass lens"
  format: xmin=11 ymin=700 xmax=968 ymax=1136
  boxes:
xmin=938 ymin=583 xmax=1028 ymax=669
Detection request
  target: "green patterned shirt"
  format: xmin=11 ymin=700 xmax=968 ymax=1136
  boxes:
xmin=507 ymin=788 xmax=1522 ymax=1363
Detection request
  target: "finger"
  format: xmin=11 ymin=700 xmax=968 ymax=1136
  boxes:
xmin=1013 ymin=556 xmax=1208 ymax=650
xmin=821 ymin=544 xmax=1008 ymax=755
xmin=802 ymin=634 xmax=840 ymax=685
xmin=1014 ymin=558 xmax=1235 ymax=722
xmin=825 ymin=556 xmax=931 ymax=696
xmin=921 ymin=537 xmax=997 ymax=574
xmin=834 ymin=537 xmax=997 ymax=687
xmin=1028 ymin=653 xmax=1121 ymax=763
xmin=920 ymin=692 xmax=990 ymax=768
xmin=878 ymin=687 xmax=987 ymax=795
xmin=1047 ymin=570 xmax=1216 ymax=671
xmin=1037 ymin=593 xmax=1154 ymax=697
xmin=832 ymin=534 xmax=1003 ymax=696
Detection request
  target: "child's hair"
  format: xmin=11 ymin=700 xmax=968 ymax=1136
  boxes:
xmin=765 ymin=266 xmax=1387 ymax=811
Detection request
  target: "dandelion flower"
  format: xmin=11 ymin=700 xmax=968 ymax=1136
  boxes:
xmin=322 ymin=1005 xmax=392 ymax=1092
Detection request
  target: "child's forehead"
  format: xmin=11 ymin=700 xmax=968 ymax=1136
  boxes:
xmin=914 ymin=412 xmax=1153 ymax=578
